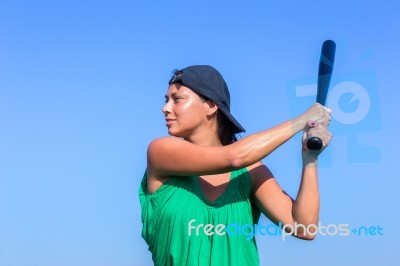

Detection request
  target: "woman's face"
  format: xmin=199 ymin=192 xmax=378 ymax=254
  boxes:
xmin=162 ymin=83 xmax=210 ymax=138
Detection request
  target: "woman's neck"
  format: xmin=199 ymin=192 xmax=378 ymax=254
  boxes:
xmin=185 ymin=131 xmax=221 ymax=147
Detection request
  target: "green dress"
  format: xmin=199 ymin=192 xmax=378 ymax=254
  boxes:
xmin=139 ymin=168 xmax=261 ymax=266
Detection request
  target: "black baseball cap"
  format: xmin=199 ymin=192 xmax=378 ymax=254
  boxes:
xmin=168 ymin=65 xmax=245 ymax=133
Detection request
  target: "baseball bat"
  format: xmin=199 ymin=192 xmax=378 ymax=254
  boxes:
xmin=306 ymin=40 xmax=336 ymax=150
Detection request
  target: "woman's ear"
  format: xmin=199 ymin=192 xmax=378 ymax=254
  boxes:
xmin=205 ymin=100 xmax=219 ymax=116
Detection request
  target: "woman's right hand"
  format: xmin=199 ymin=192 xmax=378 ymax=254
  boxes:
xmin=300 ymin=103 xmax=332 ymax=128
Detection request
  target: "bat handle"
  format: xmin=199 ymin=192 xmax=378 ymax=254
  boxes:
xmin=306 ymin=136 xmax=323 ymax=150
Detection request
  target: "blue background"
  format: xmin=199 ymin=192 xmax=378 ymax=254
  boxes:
xmin=1 ymin=1 xmax=398 ymax=265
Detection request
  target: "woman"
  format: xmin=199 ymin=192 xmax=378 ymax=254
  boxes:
xmin=140 ymin=65 xmax=332 ymax=265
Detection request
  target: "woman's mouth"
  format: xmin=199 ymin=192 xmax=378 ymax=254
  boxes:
xmin=165 ymin=118 xmax=176 ymax=127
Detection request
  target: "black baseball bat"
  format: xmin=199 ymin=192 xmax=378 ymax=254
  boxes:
xmin=306 ymin=40 xmax=336 ymax=150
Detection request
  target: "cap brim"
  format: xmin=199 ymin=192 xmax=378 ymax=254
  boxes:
xmin=219 ymin=106 xmax=246 ymax=133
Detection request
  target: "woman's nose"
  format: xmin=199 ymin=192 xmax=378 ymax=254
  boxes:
xmin=162 ymin=101 xmax=171 ymax=114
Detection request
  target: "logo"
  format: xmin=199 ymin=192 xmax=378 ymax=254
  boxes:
xmin=287 ymin=46 xmax=382 ymax=164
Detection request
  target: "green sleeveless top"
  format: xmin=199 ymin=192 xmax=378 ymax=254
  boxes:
xmin=139 ymin=168 xmax=261 ymax=266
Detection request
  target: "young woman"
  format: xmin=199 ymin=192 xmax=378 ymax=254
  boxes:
xmin=140 ymin=65 xmax=332 ymax=266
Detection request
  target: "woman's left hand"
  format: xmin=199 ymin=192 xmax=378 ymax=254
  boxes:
xmin=301 ymin=121 xmax=333 ymax=164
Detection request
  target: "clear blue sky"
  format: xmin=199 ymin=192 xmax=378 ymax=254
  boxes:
xmin=1 ymin=1 xmax=399 ymax=265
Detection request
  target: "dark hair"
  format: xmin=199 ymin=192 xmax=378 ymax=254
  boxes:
xmin=194 ymin=93 xmax=238 ymax=146
xmin=216 ymin=110 xmax=238 ymax=145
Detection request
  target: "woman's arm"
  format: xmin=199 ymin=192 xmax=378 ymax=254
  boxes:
xmin=251 ymin=123 xmax=332 ymax=240
xmin=147 ymin=103 xmax=330 ymax=178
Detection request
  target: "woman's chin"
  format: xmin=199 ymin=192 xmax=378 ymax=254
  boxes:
xmin=167 ymin=129 xmax=186 ymax=139
xmin=167 ymin=129 xmax=179 ymax=136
